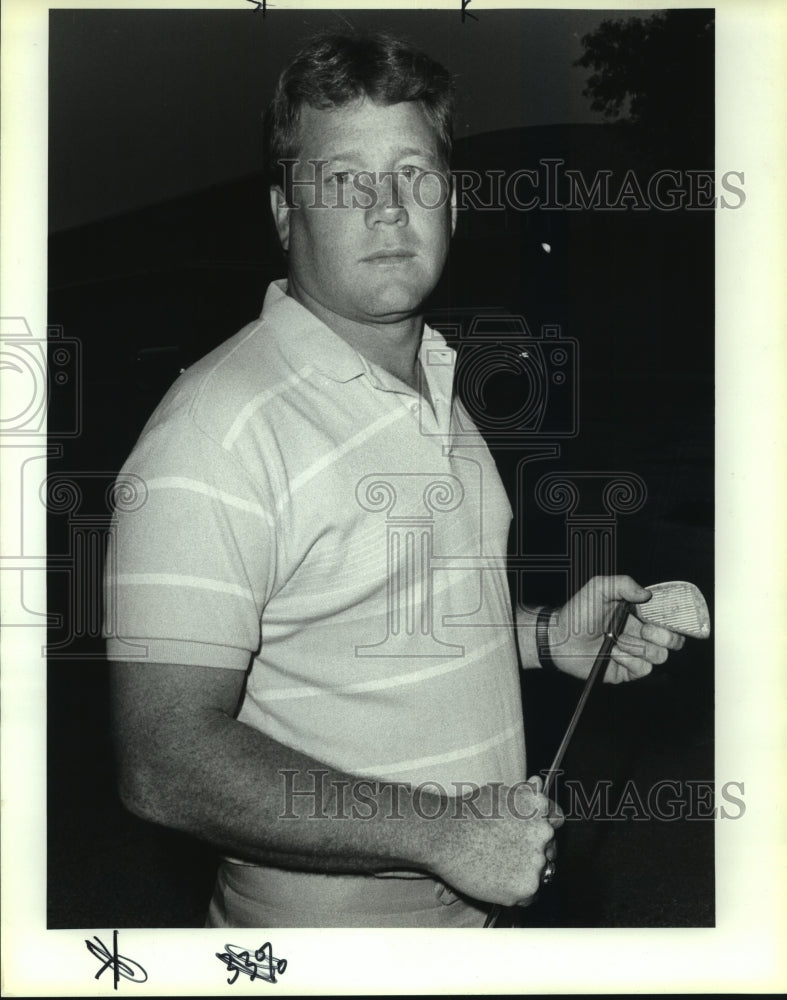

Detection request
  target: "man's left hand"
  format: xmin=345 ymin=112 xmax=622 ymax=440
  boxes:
xmin=550 ymin=575 xmax=685 ymax=684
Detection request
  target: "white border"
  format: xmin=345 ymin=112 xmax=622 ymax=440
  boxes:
xmin=2 ymin=1 xmax=786 ymax=995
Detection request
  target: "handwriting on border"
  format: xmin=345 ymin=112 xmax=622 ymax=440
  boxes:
xmin=85 ymin=931 xmax=148 ymax=989
xmin=217 ymin=942 xmax=288 ymax=985
xmin=241 ymin=0 xmax=476 ymax=20
xmin=461 ymin=0 xmax=479 ymax=23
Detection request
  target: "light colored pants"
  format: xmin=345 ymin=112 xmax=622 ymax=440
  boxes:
xmin=206 ymin=860 xmax=490 ymax=928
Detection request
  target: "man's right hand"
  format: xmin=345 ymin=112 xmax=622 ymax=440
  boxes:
xmin=426 ymin=775 xmax=564 ymax=907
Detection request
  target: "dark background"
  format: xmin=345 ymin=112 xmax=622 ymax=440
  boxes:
xmin=47 ymin=7 xmax=714 ymax=928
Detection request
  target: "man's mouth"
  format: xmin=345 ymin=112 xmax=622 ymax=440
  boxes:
xmin=361 ymin=249 xmax=416 ymax=262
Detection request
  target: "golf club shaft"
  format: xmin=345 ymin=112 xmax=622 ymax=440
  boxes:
xmin=543 ymin=600 xmax=631 ymax=795
xmin=484 ymin=599 xmax=632 ymax=928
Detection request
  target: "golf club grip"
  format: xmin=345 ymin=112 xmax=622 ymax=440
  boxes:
xmin=484 ymin=599 xmax=632 ymax=928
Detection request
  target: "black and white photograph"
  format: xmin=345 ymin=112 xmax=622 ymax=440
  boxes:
xmin=1 ymin=0 xmax=784 ymax=995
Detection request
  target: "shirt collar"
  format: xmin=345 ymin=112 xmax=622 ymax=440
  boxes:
xmin=260 ymin=279 xmax=366 ymax=383
xmin=259 ymin=279 xmax=455 ymax=388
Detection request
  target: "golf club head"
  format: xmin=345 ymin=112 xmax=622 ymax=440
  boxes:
xmin=636 ymin=581 xmax=711 ymax=639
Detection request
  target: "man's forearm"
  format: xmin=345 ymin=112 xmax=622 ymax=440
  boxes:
xmin=118 ymin=706 xmax=444 ymax=876
xmin=111 ymin=660 xmax=559 ymax=907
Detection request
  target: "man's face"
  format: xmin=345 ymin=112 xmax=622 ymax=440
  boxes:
xmin=271 ymin=98 xmax=456 ymax=326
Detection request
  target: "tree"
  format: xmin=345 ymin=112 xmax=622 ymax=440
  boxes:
xmin=576 ymin=10 xmax=714 ymax=168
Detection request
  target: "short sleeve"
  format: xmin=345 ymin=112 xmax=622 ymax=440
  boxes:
xmin=104 ymin=402 xmax=277 ymax=670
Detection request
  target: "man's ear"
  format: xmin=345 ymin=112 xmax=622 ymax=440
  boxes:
xmin=449 ymin=173 xmax=457 ymax=238
xmin=270 ymin=186 xmax=291 ymax=251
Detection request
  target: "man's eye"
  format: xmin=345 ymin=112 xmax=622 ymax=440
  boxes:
xmin=331 ymin=171 xmax=351 ymax=185
xmin=399 ymin=166 xmax=422 ymax=181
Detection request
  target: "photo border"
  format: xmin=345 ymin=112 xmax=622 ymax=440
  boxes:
xmin=1 ymin=0 xmax=785 ymax=994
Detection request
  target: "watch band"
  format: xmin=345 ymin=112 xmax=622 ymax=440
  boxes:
xmin=536 ymin=605 xmax=560 ymax=671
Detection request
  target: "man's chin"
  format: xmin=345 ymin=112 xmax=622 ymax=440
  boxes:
xmin=364 ymin=304 xmax=425 ymax=324
xmin=359 ymin=287 xmax=429 ymax=323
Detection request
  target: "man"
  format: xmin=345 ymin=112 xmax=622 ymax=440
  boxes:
xmin=105 ymin=31 xmax=684 ymax=928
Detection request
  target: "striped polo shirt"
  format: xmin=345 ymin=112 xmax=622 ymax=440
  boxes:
xmin=106 ymin=280 xmax=527 ymax=789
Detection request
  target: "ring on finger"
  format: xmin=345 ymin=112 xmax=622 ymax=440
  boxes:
xmin=541 ymin=859 xmax=557 ymax=885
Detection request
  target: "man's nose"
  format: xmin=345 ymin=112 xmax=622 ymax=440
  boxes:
xmin=364 ymin=172 xmax=408 ymax=228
